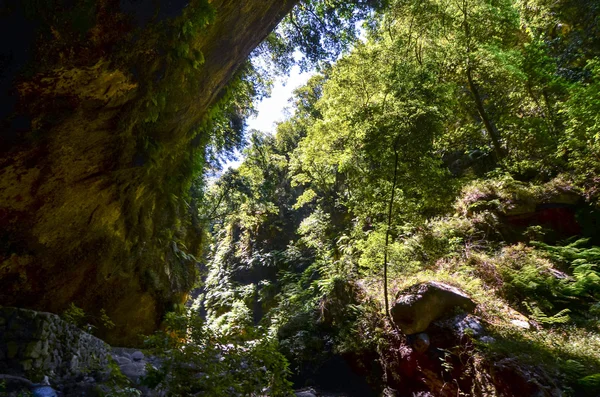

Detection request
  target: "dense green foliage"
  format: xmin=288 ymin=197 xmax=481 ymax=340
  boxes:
xmin=143 ymin=311 xmax=292 ymax=396
xmin=142 ymin=0 xmax=600 ymax=394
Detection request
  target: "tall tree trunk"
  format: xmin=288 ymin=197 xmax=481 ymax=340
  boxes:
xmin=461 ymin=0 xmax=503 ymax=160
xmin=384 ymin=143 xmax=400 ymax=317
xmin=466 ymin=66 xmax=504 ymax=160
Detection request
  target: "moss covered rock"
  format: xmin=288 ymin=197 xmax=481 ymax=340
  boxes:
xmin=0 ymin=0 xmax=298 ymax=345
xmin=390 ymin=282 xmax=476 ymax=335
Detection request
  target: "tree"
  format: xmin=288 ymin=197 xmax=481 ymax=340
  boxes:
xmin=256 ymin=0 xmax=386 ymax=71
xmin=289 ymin=33 xmax=454 ymax=313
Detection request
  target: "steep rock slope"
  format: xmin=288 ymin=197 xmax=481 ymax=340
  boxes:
xmin=0 ymin=0 xmax=298 ymax=345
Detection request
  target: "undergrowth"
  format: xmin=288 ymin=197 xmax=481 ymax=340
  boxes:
xmin=142 ymin=311 xmax=293 ymax=396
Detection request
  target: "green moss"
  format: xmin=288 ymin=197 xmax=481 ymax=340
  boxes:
xmin=7 ymin=341 xmax=19 ymax=359
xmin=0 ymin=0 xmax=299 ymax=346
xmin=24 ymin=341 xmax=43 ymax=359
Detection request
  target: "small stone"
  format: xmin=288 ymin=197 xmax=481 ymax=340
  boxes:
xmin=511 ymin=319 xmax=530 ymax=329
xmin=42 ymin=340 xmax=49 ymax=355
xmin=115 ymin=356 xmax=132 ymax=365
xmin=27 ymin=340 xmax=44 ymax=359
xmin=21 ymin=359 xmax=33 ymax=371
xmin=411 ymin=333 xmax=430 ymax=353
xmin=295 ymin=388 xmax=317 ymax=397
xmin=382 ymin=387 xmax=399 ymax=397
xmin=131 ymin=351 xmax=144 ymax=361
xmin=70 ymin=354 xmax=80 ymax=371
xmin=120 ymin=362 xmax=146 ymax=381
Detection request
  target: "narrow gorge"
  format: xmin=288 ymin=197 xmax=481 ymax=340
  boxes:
xmin=1 ymin=0 xmax=600 ymax=396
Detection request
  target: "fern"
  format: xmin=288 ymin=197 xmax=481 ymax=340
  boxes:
xmin=578 ymin=373 xmax=600 ymax=393
xmin=523 ymin=302 xmax=571 ymax=325
xmin=533 ymin=239 xmax=600 ymax=265
xmin=533 ymin=240 xmax=600 ymax=300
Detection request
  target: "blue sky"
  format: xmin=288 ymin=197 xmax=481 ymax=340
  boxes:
xmin=222 ymin=25 xmax=366 ymax=171
xmin=223 ymin=65 xmax=313 ymax=170
xmin=247 ymin=66 xmax=313 ymax=133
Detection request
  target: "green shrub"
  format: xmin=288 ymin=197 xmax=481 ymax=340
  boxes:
xmin=143 ymin=311 xmax=293 ymax=396
xmin=61 ymin=304 xmax=115 ymax=334
xmin=534 ymin=239 xmax=600 ymax=302
xmin=496 ymin=244 xmax=565 ymax=315
xmin=578 ymin=373 xmax=600 ymax=393
xmin=62 ymin=303 xmax=87 ymax=327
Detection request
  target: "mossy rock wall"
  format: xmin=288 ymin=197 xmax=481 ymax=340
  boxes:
xmin=0 ymin=0 xmax=298 ymax=345
xmin=0 ymin=307 xmax=109 ymax=381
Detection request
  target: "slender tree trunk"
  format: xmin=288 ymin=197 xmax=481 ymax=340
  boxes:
xmin=466 ymin=66 xmax=504 ymax=160
xmin=384 ymin=144 xmax=400 ymax=318
xmin=461 ymin=0 xmax=503 ymax=160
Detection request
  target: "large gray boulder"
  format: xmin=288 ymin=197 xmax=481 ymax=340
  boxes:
xmin=111 ymin=346 xmax=163 ymax=388
xmin=390 ymin=282 xmax=476 ymax=335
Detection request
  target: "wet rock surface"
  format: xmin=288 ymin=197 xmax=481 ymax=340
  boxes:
xmin=0 ymin=0 xmax=301 ymax=347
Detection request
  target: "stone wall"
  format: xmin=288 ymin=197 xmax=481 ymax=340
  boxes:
xmin=0 ymin=307 xmax=109 ymax=381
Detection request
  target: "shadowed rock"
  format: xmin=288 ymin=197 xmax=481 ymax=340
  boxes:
xmin=0 ymin=0 xmax=299 ymax=346
xmin=390 ymin=282 xmax=476 ymax=335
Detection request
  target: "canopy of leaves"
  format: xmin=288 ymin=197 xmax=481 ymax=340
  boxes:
xmin=179 ymin=0 xmax=600 ymax=393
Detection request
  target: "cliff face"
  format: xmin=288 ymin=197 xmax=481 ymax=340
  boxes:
xmin=0 ymin=0 xmax=298 ymax=345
